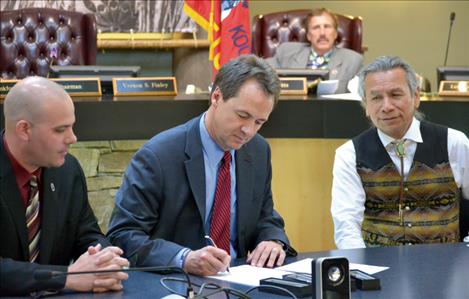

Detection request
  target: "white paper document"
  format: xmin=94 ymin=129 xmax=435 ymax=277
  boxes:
xmin=207 ymin=264 xmax=289 ymax=286
xmin=319 ymin=93 xmax=362 ymax=101
xmin=317 ymin=80 xmax=339 ymax=95
xmin=276 ymin=258 xmax=389 ymax=275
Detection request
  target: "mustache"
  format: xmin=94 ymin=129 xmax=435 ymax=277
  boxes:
xmin=317 ymin=37 xmax=329 ymax=42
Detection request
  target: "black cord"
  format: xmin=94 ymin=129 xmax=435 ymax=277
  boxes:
xmin=193 ymin=285 xmax=251 ymax=299
xmin=194 ymin=283 xmax=228 ymax=299
xmin=245 ymin=285 xmax=298 ymax=299
xmin=160 ymin=277 xmax=190 ymax=297
xmin=160 ymin=276 xmax=253 ymax=299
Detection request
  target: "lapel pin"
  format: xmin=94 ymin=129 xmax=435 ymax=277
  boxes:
xmin=50 ymin=183 xmax=55 ymax=192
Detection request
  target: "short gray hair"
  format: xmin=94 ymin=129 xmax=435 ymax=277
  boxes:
xmin=358 ymin=56 xmax=419 ymax=99
xmin=211 ymin=54 xmax=280 ymax=105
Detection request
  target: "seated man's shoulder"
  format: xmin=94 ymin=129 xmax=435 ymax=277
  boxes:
xmin=56 ymin=154 xmax=82 ymax=174
xmin=244 ymin=134 xmax=270 ymax=154
xmin=336 ymin=139 xmax=355 ymax=155
xmin=141 ymin=118 xmax=196 ymax=157
xmin=335 ymin=47 xmax=363 ymax=60
xmin=276 ymin=41 xmax=309 ymax=53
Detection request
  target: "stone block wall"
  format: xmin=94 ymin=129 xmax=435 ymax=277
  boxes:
xmin=69 ymin=140 xmax=146 ymax=233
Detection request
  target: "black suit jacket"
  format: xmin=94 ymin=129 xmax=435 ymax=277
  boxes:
xmin=0 ymin=134 xmax=109 ymax=296
xmin=107 ymin=115 xmax=296 ymax=267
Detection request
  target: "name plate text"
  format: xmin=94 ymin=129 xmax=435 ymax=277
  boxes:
xmin=113 ymin=77 xmax=177 ymax=96
xmin=279 ymin=77 xmax=307 ymax=95
xmin=0 ymin=78 xmax=101 ymax=98
xmin=439 ymin=80 xmax=469 ymax=97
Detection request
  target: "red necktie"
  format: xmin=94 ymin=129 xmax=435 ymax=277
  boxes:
xmin=210 ymin=151 xmax=231 ymax=254
xmin=26 ymin=176 xmax=41 ymax=262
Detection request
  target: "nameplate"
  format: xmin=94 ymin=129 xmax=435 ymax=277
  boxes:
xmin=0 ymin=80 xmax=17 ymax=98
xmin=439 ymin=80 xmax=469 ymax=97
xmin=279 ymin=77 xmax=307 ymax=95
xmin=113 ymin=77 xmax=177 ymax=96
xmin=0 ymin=78 xmax=101 ymax=98
xmin=52 ymin=78 xmax=102 ymax=96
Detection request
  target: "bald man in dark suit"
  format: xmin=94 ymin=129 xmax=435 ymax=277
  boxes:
xmin=0 ymin=77 xmax=128 ymax=296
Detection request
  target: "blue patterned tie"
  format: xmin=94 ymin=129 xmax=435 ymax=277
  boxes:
xmin=306 ymin=51 xmax=329 ymax=69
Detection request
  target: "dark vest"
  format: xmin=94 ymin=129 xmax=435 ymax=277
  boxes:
xmin=353 ymin=121 xmax=460 ymax=246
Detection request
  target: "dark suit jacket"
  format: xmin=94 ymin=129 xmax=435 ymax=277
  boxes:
xmin=0 ymin=134 xmax=109 ymax=296
xmin=266 ymin=42 xmax=363 ymax=93
xmin=107 ymin=115 xmax=295 ymax=267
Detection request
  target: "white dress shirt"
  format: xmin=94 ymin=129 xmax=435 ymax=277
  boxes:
xmin=331 ymin=118 xmax=469 ymax=249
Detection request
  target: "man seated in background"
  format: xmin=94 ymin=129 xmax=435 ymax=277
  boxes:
xmin=107 ymin=55 xmax=296 ymax=276
xmin=266 ymin=7 xmax=363 ymax=94
xmin=331 ymin=56 xmax=469 ymax=249
xmin=0 ymin=77 xmax=129 ymax=296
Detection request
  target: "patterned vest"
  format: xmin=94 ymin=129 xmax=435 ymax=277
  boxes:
xmin=352 ymin=121 xmax=460 ymax=246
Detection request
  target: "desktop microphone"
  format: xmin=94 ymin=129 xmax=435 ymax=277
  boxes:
xmin=34 ymin=266 xmax=193 ymax=298
xmin=443 ymin=12 xmax=456 ymax=66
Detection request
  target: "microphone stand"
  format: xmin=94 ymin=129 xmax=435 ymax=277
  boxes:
xmin=443 ymin=13 xmax=455 ymax=66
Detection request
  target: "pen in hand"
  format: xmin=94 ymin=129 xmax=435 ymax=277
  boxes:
xmin=204 ymin=235 xmax=231 ymax=273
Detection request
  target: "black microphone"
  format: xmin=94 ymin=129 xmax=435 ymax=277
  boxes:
xmin=443 ymin=12 xmax=456 ymax=66
xmin=34 ymin=266 xmax=194 ymax=298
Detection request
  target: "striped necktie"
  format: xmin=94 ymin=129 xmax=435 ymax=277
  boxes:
xmin=209 ymin=151 xmax=231 ymax=254
xmin=26 ymin=176 xmax=41 ymax=262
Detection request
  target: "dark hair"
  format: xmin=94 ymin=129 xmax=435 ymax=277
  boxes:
xmin=210 ymin=54 xmax=280 ymax=105
xmin=305 ymin=8 xmax=339 ymax=32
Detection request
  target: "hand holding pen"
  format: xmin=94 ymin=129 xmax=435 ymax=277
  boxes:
xmin=204 ymin=235 xmax=231 ymax=273
xmin=182 ymin=237 xmax=231 ymax=276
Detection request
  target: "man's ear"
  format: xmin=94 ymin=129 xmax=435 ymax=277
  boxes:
xmin=413 ymin=88 xmax=421 ymax=110
xmin=210 ymin=87 xmax=223 ymax=107
xmin=364 ymin=100 xmax=370 ymax=118
xmin=15 ymin=120 xmax=32 ymax=141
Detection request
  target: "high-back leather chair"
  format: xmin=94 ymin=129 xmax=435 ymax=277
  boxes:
xmin=252 ymin=9 xmax=363 ymax=58
xmin=0 ymin=8 xmax=97 ymax=79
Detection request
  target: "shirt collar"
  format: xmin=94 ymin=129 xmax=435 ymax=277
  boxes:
xmin=377 ymin=117 xmax=423 ymax=148
xmin=311 ymin=47 xmax=335 ymax=59
xmin=199 ymin=113 xmax=234 ymax=167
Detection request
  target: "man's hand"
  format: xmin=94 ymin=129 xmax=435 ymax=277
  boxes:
xmin=65 ymin=244 xmax=129 ymax=293
xmin=246 ymin=241 xmax=285 ymax=268
xmin=183 ymin=246 xmax=231 ymax=276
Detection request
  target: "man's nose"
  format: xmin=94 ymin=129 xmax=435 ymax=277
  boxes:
xmin=241 ymin=122 xmax=256 ymax=136
xmin=319 ymin=26 xmax=326 ymax=36
xmin=381 ymin=97 xmax=395 ymax=112
xmin=67 ymin=129 xmax=77 ymax=144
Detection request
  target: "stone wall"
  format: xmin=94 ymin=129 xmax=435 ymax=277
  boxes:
xmin=69 ymin=140 xmax=146 ymax=233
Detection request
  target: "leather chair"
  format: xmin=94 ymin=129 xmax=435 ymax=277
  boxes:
xmin=252 ymin=9 xmax=363 ymax=58
xmin=0 ymin=8 xmax=97 ymax=79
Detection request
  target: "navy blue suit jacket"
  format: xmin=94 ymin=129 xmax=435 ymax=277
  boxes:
xmin=107 ymin=115 xmax=294 ymax=267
